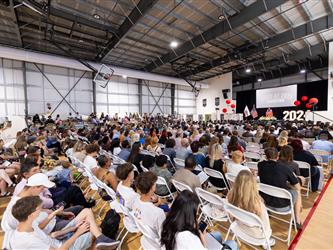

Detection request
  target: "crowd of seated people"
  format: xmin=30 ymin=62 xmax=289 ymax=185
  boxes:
xmin=0 ymin=112 xmax=332 ymax=249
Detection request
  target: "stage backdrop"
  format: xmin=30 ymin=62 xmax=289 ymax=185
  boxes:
xmin=236 ymin=80 xmax=328 ymax=119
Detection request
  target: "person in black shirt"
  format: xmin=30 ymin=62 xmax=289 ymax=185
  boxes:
xmin=258 ymin=147 xmax=302 ymax=228
xmin=290 ymin=139 xmax=320 ymax=192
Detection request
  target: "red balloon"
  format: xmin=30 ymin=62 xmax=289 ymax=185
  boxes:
xmin=226 ymin=100 xmax=231 ymax=105
xmin=309 ymin=97 xmax=318 ymax=104
xmin=301 ymin=96 xmax=308 ymax=102
xmin=306 ymin=103 xmax=312 ymax=109
xmin=294 ymin=100 xmax=301 ymax=106
xmin=222 ymin=108 xmax=228 ymax=113
xmin=230 ymin=104 xmax=236 ymax=109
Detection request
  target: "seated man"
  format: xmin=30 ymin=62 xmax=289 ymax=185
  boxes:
xmin=190 ymin=141 xmax=207 ymax=168
xmin=311 ymin=131 xmax=333 ymax=163
xmin=150 ymin=155 xmax=172 ymax=196
xmin=132 ymin=172 xmax=166 ymax=237
xmin=8 ymin=196 xmax=119 ymax=250
xmin=115 ymin=163 xmax=139 ymax=209
xmin=258 ymin=147 xmax=302 ymax=229
xmin=172 ymin=155 xmax=201 ymax=191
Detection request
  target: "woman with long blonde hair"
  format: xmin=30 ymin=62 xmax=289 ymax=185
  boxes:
xmin=147 ymin=136 xmax=162 ymax=154
xmin=207 ymin=136 xmax=226 ymax=188
xmin=227 ymin=170 xmax=274 ymax=246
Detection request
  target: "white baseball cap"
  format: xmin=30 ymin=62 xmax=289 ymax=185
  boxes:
xmin=26 ymin=173 xmax=55 ymax=188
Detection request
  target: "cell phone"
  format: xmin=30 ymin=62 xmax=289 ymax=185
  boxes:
xmin=54 ymin=201 xmax=66 ymax=210
xmin=198 ymin=220 xmax=208 ymax=233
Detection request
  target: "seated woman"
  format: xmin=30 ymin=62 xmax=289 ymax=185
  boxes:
xmin=95 ymin=155 xmax=118 ymax=191
xmin=227 ymin=135 xmax=244 ymax=157
xmin=224 ymin=150 xmax=250 ymax=177
xmin=227 ymin=170 xmax=275 ymax=248
xmin=72 ymin=141 xmax=86 ymax=163
xmin=161 ymin=190 xmax=237 ymax=250
xmin=128 ymin=142 xmax=144 ymax=172
xmin=278 ymin=145 xmax=305 ymax=185
xmin=207 ymin=136 xmax=227 ymax=189
xmin=290 ymin=139 xmax=321 ymax=192
xmin=147 ymin=136 xmax=162 ymax=154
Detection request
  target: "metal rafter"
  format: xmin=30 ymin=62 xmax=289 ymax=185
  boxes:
xmin=179 ymin=14 xmax=333 ymax=78
xmin=9 ymin=0 xmax=23 ymax=47
xmin=96 ymin=0 xmax=158 ymax=61
xmin=143 ymin=0 xmax=285 ymax=72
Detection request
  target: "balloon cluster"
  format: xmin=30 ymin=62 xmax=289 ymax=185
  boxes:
xmin=294 ymin=96 xmax=318 ymax=109
xmin=223 ymin=99 xmax=236 ymax=113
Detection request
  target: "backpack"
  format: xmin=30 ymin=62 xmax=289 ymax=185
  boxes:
xmin=100 ymin=209 xmax=121 ymax=239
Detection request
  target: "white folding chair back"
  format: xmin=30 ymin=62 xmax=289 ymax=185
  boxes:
xmin=294 ymin=160 xmax=311 ymax=197
xmin=139 ymin=161 xmax=149 ymax=172
xmin=130 ymin=211 xmax=164 ymax=250
xmin=203 ymin=167 xmax=229 ymax=191
xmin=174 ymin=158 xmax=185 ymax=169
xmin=309 ymin=149 xmax=331 ymax=156
xmin=225 ymin=173 xmax=237 ymax=187
xmin=244 ymin=151 xmax=261 ymax=161
xmin=314 ymin=155 xmax=323 ymax=164
xmin=171 ymin=179 xmax=192 ymax=192
xmin=194 ymin=164 xmax=203 ymax=171
xmin=244 ymin=161 xmax=258 ymax=171
xmin=195 ymin=187 xmax=227 ymax=223
xmin=160 ymin=154 xmax=176 ymax=171
xmin=246 ymin=146 xmax=261 ymax=153
xmin=258 ymin=183 xmax=296 ymax=245
xmin=224 ymin=201 xmax=271 ymax=249
xmin=156 ymin=176 xmax=174 ymax=202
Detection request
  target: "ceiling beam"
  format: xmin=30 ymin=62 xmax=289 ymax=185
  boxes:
xmin=180 ymin=14 xmax=333 ymax=78
xmin=9 ymin=0 xmax=23 ymax=47
xmin=96 ymin=0 xmax=158 ymax=61
xmin=143 ymin=0 xmax=284 ymax=72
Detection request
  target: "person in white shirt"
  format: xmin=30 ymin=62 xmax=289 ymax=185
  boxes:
xmin=8 ymin=196 xmax=119 ymax=250
xmin=161 ymin=190 xmax=238 ymax=250
xmin=83 ymin=144 xmax=100 ymax=172
xmin=132 ymin=171 xmax=166 ymax=238
xmin=224 ymin=150 xmax=250 ymax=177
xmin=115 ymin=163 xmax=139 ymax=209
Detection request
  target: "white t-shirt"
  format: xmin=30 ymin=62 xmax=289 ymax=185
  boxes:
xmin=116 ymin=182 xmax=140 ymax=210
xmin=132 ymin=198 xmax=165 ymax=236
xmin=1 ymin=196 xmax=55 ymax=234
xmin=83 ymin=155 xmax=98 ymax=170
xmin=8 ymin=229 xmax=61 ymax=250
xmin=226 ymin=162 xmax=251 ymax=177
xmin=174 ymin=231 xmax=206 ymax=250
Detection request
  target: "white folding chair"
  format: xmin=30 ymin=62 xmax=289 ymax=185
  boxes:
xmin=139 ymin=161 xmax=149 ymax=172
xmin=130 ymin=211 xmax=164 ymax=250
xmin=308 ymin=149 xmax=331 ymax=157
xmin=225 ymin=173 xmax=237 ymax=188
xmin=93 ymin=177 xmax=117 ymax=219
xmin=156 ymin=176 xmax=174 ymax=202
xmin=195 ymin=187 xmax=228 ymax=227
xmin=160 ymin=154 xmax=176 ymax=172
xmin=203 ymin=167 xmax=229 ymax=191
xmin=224 ymin=201 xmax=271 ymax=250
xmin=294 ymin=160 xmax=311 ymax=197
xmin=194 ymin=164 xmax=203 ymax=171
xmin=258 ymin=183 xmax=297 ymax=245
xmin=244 ymin=151 xmax=261 ymax=161
xmin=110 ymin=200 xmax=139 ymax=250
xmin=246 ymin=146 xmax=261 ymax=154
xmin=171 ymin=179 xmax=192 ymax=192
xmin=244 ymin=161 xmax=258 ymax=171
xmin=174 ymin=158 xmax=185 ymax=169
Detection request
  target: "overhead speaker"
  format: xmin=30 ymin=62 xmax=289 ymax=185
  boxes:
xmin=222 ymin=89 xmax=230 ymax=99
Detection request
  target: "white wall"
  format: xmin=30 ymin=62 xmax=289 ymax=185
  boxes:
xmin=196 ymin=73 xmax=233 ymax=121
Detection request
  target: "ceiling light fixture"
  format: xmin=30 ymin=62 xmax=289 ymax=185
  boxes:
xmin=170 ymin=40 xmax=178 ymax=48
xmin=245 ymin=68 xmax=251 ymax=73
xmin=122 ymin=75 xmax=127 ymax=79
xmin=257 ymin=78 xmax=262 ymax=82
xmin=300 ymin=69 xmax=306 ymax=74
xmin=218 ymin=14 xmax=225 ymax=20
xmin=93 ymin=13 xmax=100 ymax=19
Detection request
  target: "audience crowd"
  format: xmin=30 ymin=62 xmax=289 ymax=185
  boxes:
xmin=0 ymin=112 xmax=332 ymax=250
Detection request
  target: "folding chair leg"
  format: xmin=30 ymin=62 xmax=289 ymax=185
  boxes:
xmin=97 ymin=201 xmax=107 ymax=220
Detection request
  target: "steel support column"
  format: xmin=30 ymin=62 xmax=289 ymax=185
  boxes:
xmin=138 ymin=79 xmax=143 ymax=115
xmin=171 ymin=84 xmax=175 ymax=115
xmin=23 ymin=61 xmax=28 ymax=117
xmin=92 ymin=72 xmax=96 ymax=114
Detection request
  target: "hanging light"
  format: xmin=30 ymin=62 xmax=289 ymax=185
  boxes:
xmin=300 ymin=69 xmax=306 ymax=74
xmin=170 ymin=40 xmax=178 ymax=48
xmin=245 ymin=68 xmax=251 ymax=73
xmin=122 ymin=75 xmax=127 ymax=79
xmin=257 ymin=78 xmax=262 ymax=82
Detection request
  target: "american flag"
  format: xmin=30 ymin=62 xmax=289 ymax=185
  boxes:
xmin=251 ymin=105 xmax=258 ymax=119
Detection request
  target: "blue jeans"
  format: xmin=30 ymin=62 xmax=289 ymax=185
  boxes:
xmin=210 ymin=231 xmax=239 ymax=250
